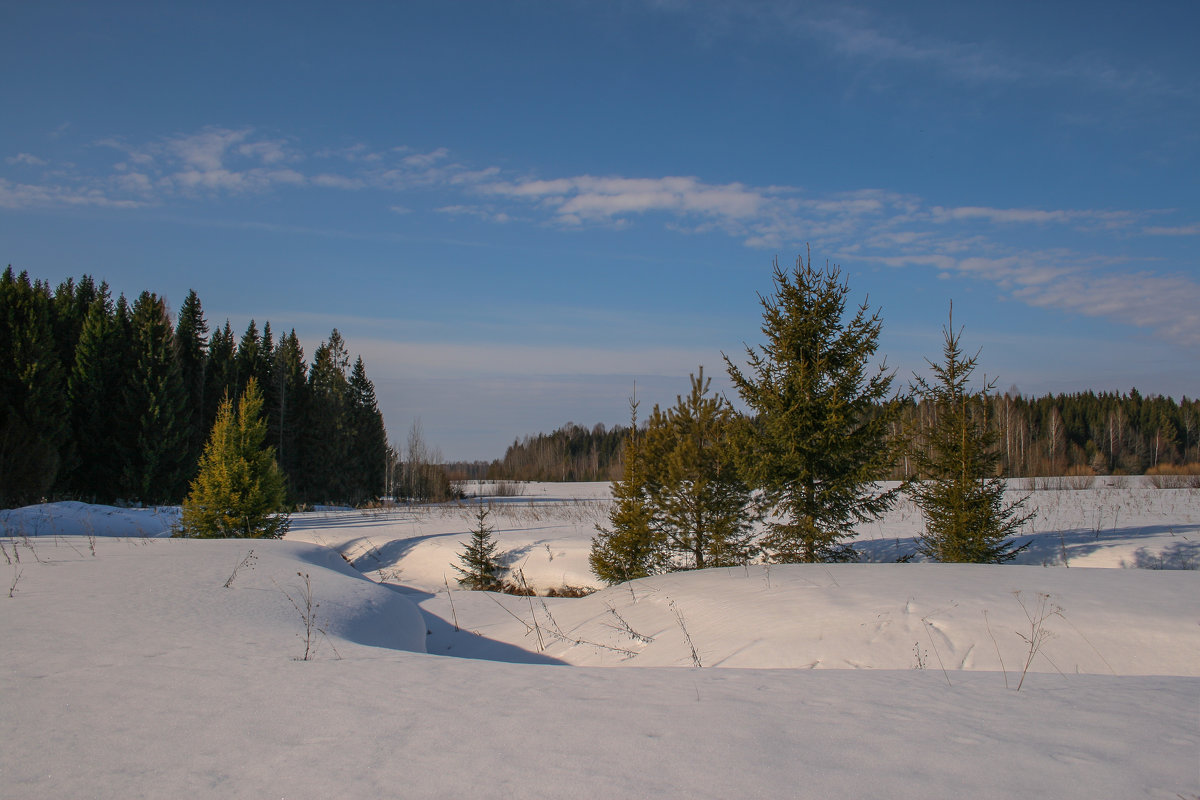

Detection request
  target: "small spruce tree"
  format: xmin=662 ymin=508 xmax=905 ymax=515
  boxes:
xmin=590 ymin=393 xmax=662 ymax=583
xmin=454 ymin=501 xmax=505 ymax=590
xmin=908 ymin=309 xmax=1033 ymax=562
xmin=179 ymin=378 xmax=290 ymax=538
xmin=644 ymin=367 xmax=755 ymax=570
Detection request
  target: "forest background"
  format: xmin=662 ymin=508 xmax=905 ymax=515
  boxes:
xmin=2 ymin=266 xmax=1197 ymax=510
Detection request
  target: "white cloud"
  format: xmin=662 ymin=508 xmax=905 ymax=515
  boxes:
xmin=930 ymin=205 xmax=1138 ymax=228
xmin=115 ymin=172 xmax=154 ymax=194
xmin=1014 ymin=269 xmax=1200 ymax=347
xmin=311 ymin=173 xmax=366 ymax=190
xmin=0 ymin=178 xmax=146 ymax=209
xmin=860 ymin=245 xmax=1200 ymax=348
xmin=402 ymin=147 xmax=449 ymax=168
xmin=168 ymin=127 xmax=250 ymax=171
xmin=480 ymin=175 xmax=769 ymax=226
xmin=6 ymin=153 xmax=47 ymax=166
xmin=237 ymin=140 xmax=290 ymax=164
xmin=1143 ymin=223 xmax=1200 ymax=236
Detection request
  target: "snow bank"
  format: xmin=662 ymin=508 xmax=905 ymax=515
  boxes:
xmin=2 ymin=536 xmax=1197 ymax=799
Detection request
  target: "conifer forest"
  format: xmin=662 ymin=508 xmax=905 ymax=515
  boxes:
xmin=0 ymin=268 xmax=390 ymax=509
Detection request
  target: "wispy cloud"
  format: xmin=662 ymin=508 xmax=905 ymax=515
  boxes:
xmin=5 ymin=153 xmax=47 ymax=167
xmin=4 ymin=125 xmax=1197 ymax=347
xmin=0 ymin=178 xmax=147 ymax=209
xmin=1143 ymin=222 xmax=1200 ymax=236
xmin=646 ymin=1 xmax=1189 ymax=100
xmin=802 ymin=13 xmax=1022 ymax=84
xmin=479 ymin=175 xmax=769 ymax=226
xmin=930 ymin=205 xmax=1140 ymax=230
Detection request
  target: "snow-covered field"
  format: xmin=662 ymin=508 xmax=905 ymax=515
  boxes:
xmin=2 ymin=481 xmax=1198 ymax=798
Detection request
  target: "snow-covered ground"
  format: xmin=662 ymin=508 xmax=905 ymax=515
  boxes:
xmin=2 ymin=481 xmax=1198 ymax=798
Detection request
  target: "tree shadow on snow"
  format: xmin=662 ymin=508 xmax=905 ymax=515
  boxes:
xmin=855 ymin=523 xmax=1200 ymax=568
xmin=384 ymin=584 xmax=566 ymax=665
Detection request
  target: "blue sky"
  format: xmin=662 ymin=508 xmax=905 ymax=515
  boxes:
xmin=2 ymin=0 xmax=1197 ymax=460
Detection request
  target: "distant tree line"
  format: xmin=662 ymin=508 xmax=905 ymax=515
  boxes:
xmin=482 ymin=422 xmax=632 ymax=482
xmin=0 ymin=268 xmax=391 ymax=509
xmin=484 ymin=390 xmax=1198 ymax=486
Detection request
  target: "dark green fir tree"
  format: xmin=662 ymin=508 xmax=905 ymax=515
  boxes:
xmin=204 ymin=321 xmax=237 ymax=438
xmin=175 ymin=289 xmax=209 ymax=475
xmin=643 ymin=367 xmax=755 ymax=570
xmin=724 ymin=254 xmax=902 ymax=562
xmin=0 ymin=268 xmax=68 ymax=507
xmin=66 ymin=290 xmax=128 ymax=501
xmin=272 ymin=329 xmax=308 ymax=492
xmin=908 ymin=309 xmax=1034 ymax=563
xmin=454 ymin=501 xmax=505 ymax=590
xmin=121 ymin=291 xmax=189 ymax=503
xmin=347 ymin=356 xmax=388 ymax=505
xmin=301 ymin=329 xmax=351 ymax=503
xmin=590 ymin=393 xmax=662 ymax=583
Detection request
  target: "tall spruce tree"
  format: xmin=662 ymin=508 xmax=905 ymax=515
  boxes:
xmin=204 ymin=321 xmax=237 ymax=438
xmin=235 ymin=320 xmax=267 ymax=399
xmin=49 ymin=275 xmax=102 ymax=374
xmin=175 ymin=289 xmax=209 ymax=477
xmin=272 ymin=329 xmax=307 ymax=494
xmin=590 ymin=394 xmax=662 ymax=583
xmin=179 ymin=377 xmax=290 ymax=538
xmin=908 ymin=310 xmax=1033 ymax=562
xmin=0 ymin=268 xmax=68 ymax=507
xmin=66 ymin=291 xmax=127 ymax=501
xmin=121 ymin=291 xmax=189 ymax=503
xmin=347 ymin=356 xmax=388 ymax=505
xmin=724 ymin=254 xmax=901 ymax=562
xmin=643 ymin=368 xmax=755 ymax=570
xmin=301 ymin=329 xmax=351 ymax=503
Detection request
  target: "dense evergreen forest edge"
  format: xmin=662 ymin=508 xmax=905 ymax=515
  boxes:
xmin=0 ymin=268 xmax=454 ymax=510
xmin=2 ymin=267 xmax=1197 ymax=509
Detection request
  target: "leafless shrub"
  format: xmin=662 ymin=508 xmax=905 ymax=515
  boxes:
xmin=492 ymin=480 xmax=525 ymax=497
xmin=911 ymin=641 xmax=927 ymax=670
xmin=1032 ymin=476 xmax=1065 ymax=490
xmin=278 ymin=571 xmax=340 ymax=661
xmin=223 ymin=549 xmax=257 ymax=588
xmin=8 ymin=565 xmax=22 ymax=597
xmin=920 ymin=606 xmax=954 ymax=687
xmin=1063 ymin=465 xmax=1096 ymax=490
xmin=1146 ymin=464 xmax=1198 ymax=489
xmin=1014 ymin=590 xmax=1061 ymax=691
xmin=668 ymin=598 xmax=702 ymax=667
xmin=535 ymin=596 xmax=638 ymax=658
xmin=605 ymin=603 xmax=654 ymax=644
xmin=982 ymin=609 xmax=1009 ymax=689
xmin=443 ymin=574 xmax=460 ymax=632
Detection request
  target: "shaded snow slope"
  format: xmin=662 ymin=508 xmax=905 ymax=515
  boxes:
xmin=1 ymin=537 xmax=427 ymax=662
xmin=0 ymin=500 xmax=181 ymax=538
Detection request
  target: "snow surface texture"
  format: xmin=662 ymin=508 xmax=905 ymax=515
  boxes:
xmin=2 ymin=482 xmax=1198 ymax=798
